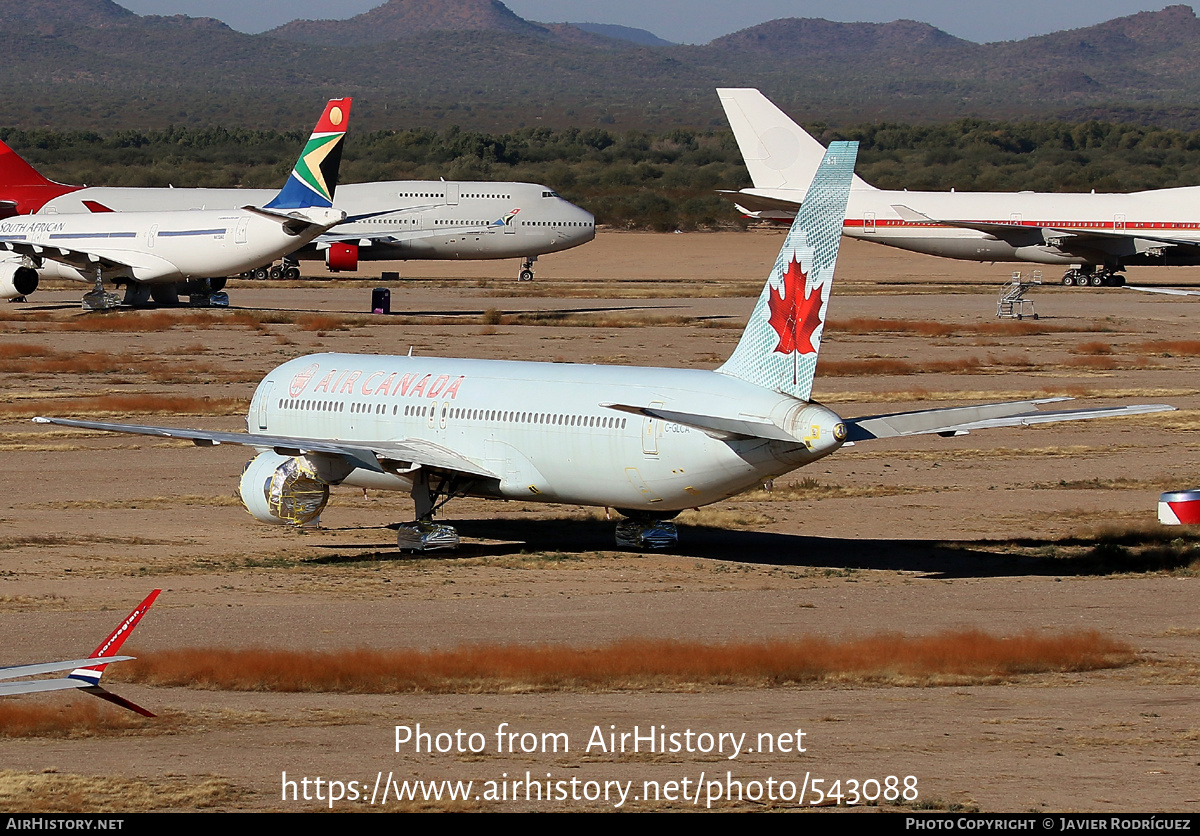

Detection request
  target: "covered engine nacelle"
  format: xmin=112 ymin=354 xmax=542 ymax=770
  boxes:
xmin=239 ymin=452 xmax=330 ymax=526
xmin=326 ymin=242 xmax=359 ymax=272
xmin=0 ymin=263 xmax=38 ymax=299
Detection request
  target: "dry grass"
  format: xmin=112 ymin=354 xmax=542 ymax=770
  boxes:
xmin=0 ymin=342 xmax=251 ymax=382
xmin=0 ymin=701 xmax=151 ymax=738
xmin=1074 ymin=341 xmax=1115 ymax=355
xmin=1130 ymin=340 xmax=1200 ymax=356
xmin=4 ymin=394 xmax=248 ymax=418
xmin=744 ymin=478 xmax=919 ymax=501
xmin=827 ymin=318 xmax=1109 ymax=337
xmin=114 ymin=630 xmax=1133 ymax=693
xmin=0 ymin=770 xmax=243 ymax=812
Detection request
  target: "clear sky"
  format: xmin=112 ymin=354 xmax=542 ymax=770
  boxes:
xmin=114 ymin=1 xmax=1193 ymax=44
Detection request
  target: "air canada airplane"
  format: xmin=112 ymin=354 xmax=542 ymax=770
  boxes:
xmin=0 ymin=99 xmax=350 ymax=309
xmin=0 ymin=590 xmax=159 ymax=716
xmin=718 ymin=88 xmax=1200 ymax=288
xmin=35 ymin=143 xmax=1173 ymax=549
xmin=0 ymin=135 xmax=593 ymax=295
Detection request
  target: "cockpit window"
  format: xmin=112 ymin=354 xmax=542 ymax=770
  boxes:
xmin=542 ymin=191 xmax=560 ymax=198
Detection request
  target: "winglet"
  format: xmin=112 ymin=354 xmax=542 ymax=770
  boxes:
xmin=716 ymin=141 xmax=858 ymax=401
xmin=264 ymin=98 xmax=352 ymax=211
xmin=68 ymin=589 xmax=160 ymax=687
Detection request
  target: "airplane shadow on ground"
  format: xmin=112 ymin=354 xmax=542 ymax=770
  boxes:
xmin=305 ymin=518 xmax=1198 ymax=579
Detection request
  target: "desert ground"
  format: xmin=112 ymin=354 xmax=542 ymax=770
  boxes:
xmin=0 ymin=230 xmax=1197 ymax=812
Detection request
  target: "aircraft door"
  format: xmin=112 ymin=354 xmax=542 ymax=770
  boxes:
xmin=235 ymin=217 xmax=249 ymax=245
xmin=446 ymin=185 xmax=459 ymax=206
xmin=642 ymin=401 xmax=664 ymax=456
xmin=256 ymin=381 xmax=273 ymax=430
xmin=864 ymin=212 xmax=876 ymax=233
xmin=147 ymin=224 xmax=158 ymax=248
xmin=1114 ymin=213 xmax=1126 ymax=232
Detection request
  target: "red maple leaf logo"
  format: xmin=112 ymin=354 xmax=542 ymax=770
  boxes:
xmin=767 ymin=256 xmax=823 ymax=355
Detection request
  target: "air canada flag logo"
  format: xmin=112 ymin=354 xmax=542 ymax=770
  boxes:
xmin=289 ymin=363 xmax=319 ymax=398
xmin=767 ymin=255 xmax=823 ymax=355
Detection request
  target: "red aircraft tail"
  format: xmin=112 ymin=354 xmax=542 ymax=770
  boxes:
xmin=0 ymin=138 xmax=80 ymax=215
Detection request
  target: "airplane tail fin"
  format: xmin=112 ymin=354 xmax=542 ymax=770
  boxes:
xmin=717 ymin=88 xmax=873 ymax=192
xmin=0 ymin=139 xmax=64 ymax=190
xmin=264 ymin=98 xmax=351 ymax=211
xmin=68 ymin=589 xmax=160 ymax=688
xmin=716 ymin=141 xmax=858 ymax=402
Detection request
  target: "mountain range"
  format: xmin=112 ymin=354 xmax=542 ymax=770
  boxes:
xmin=3 ymin=0 xmax=1200 ymax=131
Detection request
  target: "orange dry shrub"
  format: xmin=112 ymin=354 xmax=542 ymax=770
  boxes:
xmin=0 ymin=700 xmax=148 ymax=737
xmin=1 ymin=394 xmax=248 ymax=417
xmin=827 ymin=318 xmax=1092 ymax=338
xmin=1131 ymin=340 xmax=1200 ymax=356
xmin=115 ymin=630 xmax=1133 ymax=693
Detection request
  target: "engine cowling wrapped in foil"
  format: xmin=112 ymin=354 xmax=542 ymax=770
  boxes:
xmin=239 ymin=452 xmax=330 ymax=526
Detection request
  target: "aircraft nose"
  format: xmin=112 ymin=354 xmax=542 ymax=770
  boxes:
xmin=567 ymin=202 xmax=595 ymax=242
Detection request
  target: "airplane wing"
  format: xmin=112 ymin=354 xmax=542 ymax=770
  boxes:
xmin=0 ymin=656 xmax=134 ymax=682
xmin=0 ymin=237 xmax=136 ymax=272
xmin=604 ymin=403 xmax=799 ymax=442
xmin=890 ymin=205 xmax=1200 ymax=259
xmin=0 ymin=590 xmax=160 ymax=716
xmin=32 ymin=417 xmax=498 ymax=480
xmin=844 ymin=398 xmax=1174 ymax=441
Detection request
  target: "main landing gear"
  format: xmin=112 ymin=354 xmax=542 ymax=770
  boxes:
xmin=81 ymin=268 xmax=121 ymax=311
xmin=614 ymin=510 xmax=680 ymax=550
xmin=518 ymin=256 xmax=537 ymax=282
xmin=1061 ymin=268 xmax=1125 ymax=287
xmin=395 ymin=470 xmax=465 ymax=552
xmin=114 ymin=278 xmax=229 ymax=308
xmin=247 ymin=259 xmax=301 ymax=281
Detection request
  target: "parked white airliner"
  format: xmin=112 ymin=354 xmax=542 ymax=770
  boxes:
xmin=34 ymin=143 xmax=1173 ymax=549
xmin=718 ymin=88 xmax=1200 ymax=287
xmin=0 ymin=590 xmax=159 ymax=716
xmin=0 ymin=135 xmax=593 ymax=294
xmin=0 ymin=100 xmax=351 ymax=309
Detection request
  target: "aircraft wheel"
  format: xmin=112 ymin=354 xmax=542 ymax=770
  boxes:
xmin=269 ymin=265 xmax=282 ymax=280
xmin=1061 ymin=275 xmax=1074 ymax=286
xmin=518 ymin=269 xmax=534 ymax=282
xmin=149 ymin=282 xmax=179 ymax=306
xmin=285 ymin=267 xmax=301 ymax=280
xmin=253 ymin=267 xmax=269 ymax=281
xmin=1090 ymin=275 xmax=1104 ymax=287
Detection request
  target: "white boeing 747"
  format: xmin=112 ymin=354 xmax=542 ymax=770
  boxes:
xmin=0 ymin=100 xmax=351 ymax=309
xmin=0 ymin=132 xmax=593 ymax=299
xmin=34 ymin=143 xmax=1173 ymax=549
xmin=719 ymin=88 xmax=1200 ymax=288
xmin=0 ymin=590 xmax=160 ymax=716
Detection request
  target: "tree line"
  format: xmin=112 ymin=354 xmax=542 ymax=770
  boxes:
xmin=5 ymin=118 xmax=1200 ymax=230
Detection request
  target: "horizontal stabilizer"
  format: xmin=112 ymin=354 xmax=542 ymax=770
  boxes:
xmin=846 ymin=398 xmax=1173 ymax=441
xmin=604 ymin=403 xmax=798 ymax=442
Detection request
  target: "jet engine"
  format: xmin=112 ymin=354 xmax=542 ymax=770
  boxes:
xmin=0 ymin=263 xmax=38 ymax=299
xmin=326 ymin=243 xmax=358 ymax=272
xmin=239 ymin=452 xmax=330 ymax=526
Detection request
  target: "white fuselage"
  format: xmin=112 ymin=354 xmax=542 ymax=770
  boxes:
xmin=38 ymin=181 xmax=595 ymax=263
xmin=250 ymin=353 xmax=846 ymax=511
xmin=0 ymin=206 xmax=341 ymax=284
xmin=739 ymin=185 xmax=1200 ymax=266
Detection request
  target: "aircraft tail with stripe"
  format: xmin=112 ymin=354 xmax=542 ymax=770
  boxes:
xmin=716 ymin=140 xmax=858 ymax=402
xmin=265 ymin=98 xmax=351 ymax=211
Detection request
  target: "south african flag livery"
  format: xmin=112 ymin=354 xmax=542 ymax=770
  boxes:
xmin=265 ymin=98 xmax=351 ymax=210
